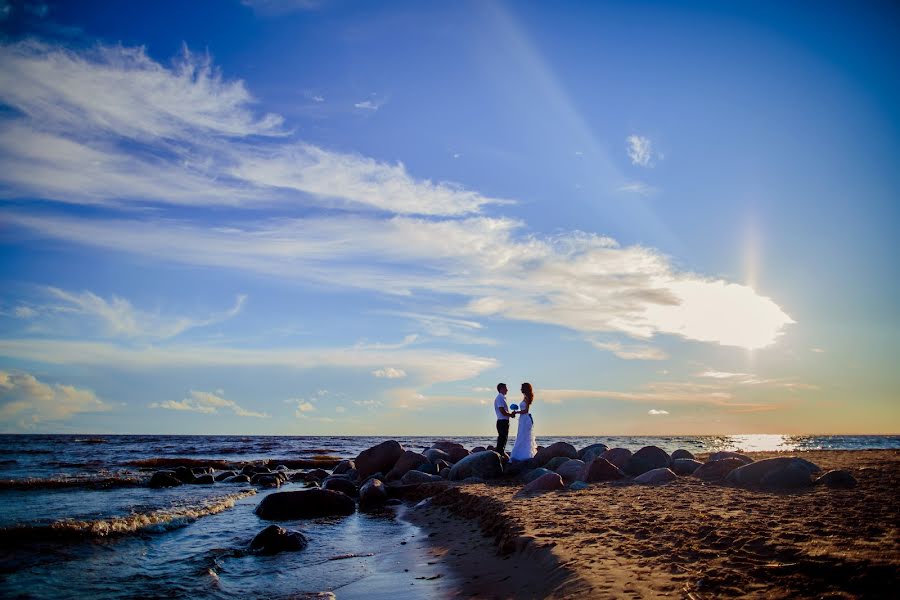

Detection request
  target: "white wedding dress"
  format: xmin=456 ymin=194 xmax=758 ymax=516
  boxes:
xmin=509 ymin=399 xmax=537 ymax=461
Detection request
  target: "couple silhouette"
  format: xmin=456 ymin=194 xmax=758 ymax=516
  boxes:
xmin=492 ymin=382 xmax=537 ymax=462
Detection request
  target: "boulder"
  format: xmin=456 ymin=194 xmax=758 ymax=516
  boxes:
xmin=625 ymin=446 xmax=672 ymax=476
xmin=308 ymin=468 xmax=330 ymax=480
xmin=693 ymin=458 xmax=745 ymax=481
xmin=223 ymin=474 xmax=251 ymax=484
xmin=633 ymin=468 xmax=677 ymax=485
xmin=289 ymin=471 xmax=318 ymax=483
xmin=332 ymin=460 xmax=355 ymax=475
xmin=215 ymin=471 xmax=236 ymax=482
xmin=250 ymin=525 xmax=308 ymax=555
xmin=708 ymin=451 xmax=754 ymax=465
xmin=520 ymin=472 xmax=564 ymax=494
xmin=254 ymin=489 xmax=355 ymax=520
xmin=543 ymin=456 xmax=572 ymax=472
xmin=416 ymin=462 xmax=439 ymax=475
xmin=423 ymin=448 xmax=451 ymax=464
xmin=671 ymin=449 xmax=695 ymax=461
xmin=148 ymin=471 xmax=182 ymax=488
xmin=523 ymin=468 xmax=554 ymax=483
xmin=577 ymin=443 xmax=609 ymax=462
xmin=355 ymin=441 xmax=404 ymax=480
xmin=448 ymin=451 xmax=503 ymax=481
xmin=599 ymin=448 xmax=632 ymax=470
xmin=359 ymin=478 xmax=388 ymax=508
xmin=726 ymin=457 xmax=820 ymax=489
xmin=173 ymin=466 xmax=196 ymax=483
xmin=255 ymin=476 xmax=282 ymax=488
xmin=555 ymin=459 xmax=586 ymax=484
xmin=504 ymin=458 xmax=539 ymax=478
xmin=322 ymin=477 xmax=358 ymax=497
xmin=534 ymin=442 xmax=578 ymax=466
xmin=579 ymin=458 xmax=626 ymax=483
xmin=386 ymin=451 xmax=428 ymax=481
xmin=192 ymin=466 xmax=213 ymax=475
xmin=439 ymin=468 xmax=450 ymax=479
xmin=430 ymin=441 xmax=470 ymax=463
xmin=470 ymin=446 xmax=486 ymax=454
xmin=815 ymin=469 xmax=857 ymax=489
xmin=671 ymin=458 xmax=703 ymax=476
xmin=401 ymin=470 xmax=443 ymax=485
xmin=568 ymin=481 xmax=590 ymax=491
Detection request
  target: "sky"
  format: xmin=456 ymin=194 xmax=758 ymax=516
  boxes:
xmin=0 ymin=0 xmax=898 ymax=436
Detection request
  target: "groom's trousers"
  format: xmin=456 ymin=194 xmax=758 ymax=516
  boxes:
xmin=495 ymin=419 xmax=510 ymax=454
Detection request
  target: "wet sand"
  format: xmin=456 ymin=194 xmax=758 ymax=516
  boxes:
xmin=407 ymin=450 xmax=900 ymax=599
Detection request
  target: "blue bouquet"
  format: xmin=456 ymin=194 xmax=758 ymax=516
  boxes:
xmin=509 ymin=403 xmax=519 ymax=411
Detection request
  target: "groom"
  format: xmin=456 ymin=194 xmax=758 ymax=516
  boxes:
xmin=493 ymin=383 xmax=515 ymax=456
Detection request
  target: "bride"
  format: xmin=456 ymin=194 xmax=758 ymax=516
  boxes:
xmin=509 ymin=382 xmax=537 ymax=461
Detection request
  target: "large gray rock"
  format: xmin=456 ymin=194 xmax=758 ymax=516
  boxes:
xmin=359 ymin=478 xmax=388 ymax=508
xmin=214 ymin=471 xmax=236 ymax=482
xmin=625 ymin=446 xmax=672 ymax=476
xmin=523 ymin=467 xmax=554 ymax=483
xmin=568 ymin=481 xmax=590 ymax=491
xmin=577 ymin=443 xmax=609 ymax=462
xmin=814 ymin=469 xmax=857 ymax=489
xmin=599 ymin=448 xmax=632 ymax=470
xmin=386 ymin=451 xmax=428 ymax=481
xmin=223 ymin=474 xmax=251 ymax=484
xmin=355 ymin=441 xmax=404 ymax=480
xmin=401 ymin=470 xmax=443 ymax=485
xmin=422 ymin=448 xmax=451 ymax=464
xmin=726 ymin=457 xmax=821 ymax=489
xmin=671 ymin=458 xmax=703 ymax=476
xmin=580 ymin=458 xmax=626 ymax=483
xmin=332 ymin=460 xmax=355 ymax=475
xmin=520 ymin=472 xmax=564 ymax=494
xmin=250 ymin=525 xmax=308 ymax=555
xmin=534 ymin=442 xmax=578 ymax=466
xmin=254 ymin=489 xmax=355 ymax=520
xmin=448 ymin=451 xmax=503 ymax=481
xmin=555 ymin=459 xmax=586 ymax=484
xmin=416 ymin=462 xmax=439 ymax=475
xmin=543 ymin=456 xmax=572 ymax=472
xmin=149 ymin=471 xmax=182 ymax=488
xmin=671 ymin=449 xmax=695 ymax=461
xmin=430 ymin=441 xmax=469 ymax=463
xmin=633 ymin=467 xmax=677 ymax=485
xmin=322 ymin=477 xmax=358 ymax=497
xmin=708 ymin=451 xmax=754 ymax=465
xmin=693 ymin=458 xmax=745 ymax=481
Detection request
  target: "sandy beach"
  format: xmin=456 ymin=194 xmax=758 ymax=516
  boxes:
xmin=406 ymin=450 xmax=900 ymax=599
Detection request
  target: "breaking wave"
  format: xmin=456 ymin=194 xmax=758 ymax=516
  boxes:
xmin=0 ymin=490 xmax=257 ymax=544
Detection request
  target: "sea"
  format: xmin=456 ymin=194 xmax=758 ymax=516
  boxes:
xmin=1 ymin=434 xmax=898 ymax=599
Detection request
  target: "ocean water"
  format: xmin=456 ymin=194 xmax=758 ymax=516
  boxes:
xmin=1 ymin=434 xmax=897 ymax=598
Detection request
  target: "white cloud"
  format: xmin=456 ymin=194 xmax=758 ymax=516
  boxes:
xmin=38 ymin=287 xmax=245 ymax=340
xmin=150 ymin=389 xmax=269 ymax=418
xmin=0 ymin=370 xmax=110 ymax=426
xmin=0 ymin=338 xmax=497 ymax=384
xmin=698 ymin=370 xmax=750 ymax=379
xmin=0 ymin=41 xmax=506 ymax=216
xmin=335 ymin=405 xmax=346 ymax=413
xmin=14 ymin=306 xmax=36 ymax=318
xmin=3 ymin=211 xmax=793 ymax=349
xmin=648 ymin=409 xmax=669 ymax=415
xmin=588 ymin=339 xmax=668 ymax=360
xmin=811 ymin=347 xmax=825 ymax=353
xmin=296 ymin=400 xmax=316 ymax=412
xmin=616 ymin=181 xmax=657 ymax=196
xmin=626 ymin=135 xmax=654 ymax=167
xmin=354 ymin=100 xmax=380 ymax=111
xmin=372 ymin=367 xmax=407 ymax=379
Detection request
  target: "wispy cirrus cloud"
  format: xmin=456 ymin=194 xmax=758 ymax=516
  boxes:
xmin=372 ymin=367 xmax=407 ymax=379
xmin=587 ymin=338 xmax=668 ymax=360
xmin=32 ymin=287 xmax=246 ymax=340
xmin=626 ymin=134 xmax=658 ymax=167
xmin=1 ymin=370 xmax=110 ymax=428
xmin=648 ymin=409 xmax=669 ymax=415
xmin=150 ymin=389 xmax=269 ymax=418
xmin=2 ymin=211 xmax=793 ymax=349
xmin=0 ymin=41 xmax=507 ymax=216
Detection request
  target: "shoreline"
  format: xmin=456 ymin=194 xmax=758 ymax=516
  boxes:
xmin=406 ymin=449 xmax=900 ymax=599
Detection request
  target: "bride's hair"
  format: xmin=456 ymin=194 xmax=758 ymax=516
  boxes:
xmin=521 ymin=382 xmax=534 ymax=402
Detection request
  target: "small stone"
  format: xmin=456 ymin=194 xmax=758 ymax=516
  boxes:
xmin=250 ymin=525 xmax=308 ymax=555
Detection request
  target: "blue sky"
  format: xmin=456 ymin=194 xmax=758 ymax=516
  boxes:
xmin=0 ymin=0 xmax=898 ymax=435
